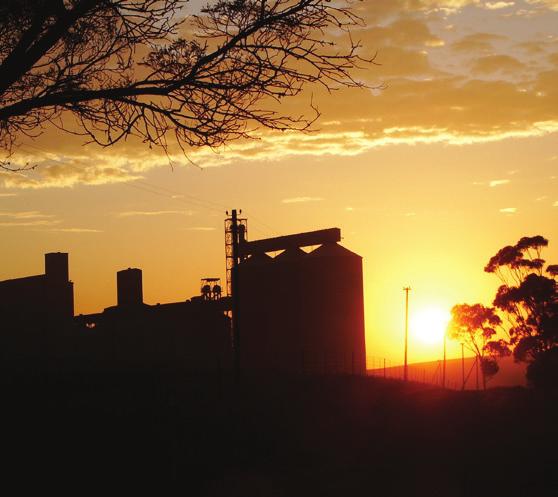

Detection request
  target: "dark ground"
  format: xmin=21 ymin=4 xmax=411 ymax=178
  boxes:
xmin=2 ymin=369 xmax=557 ymax=496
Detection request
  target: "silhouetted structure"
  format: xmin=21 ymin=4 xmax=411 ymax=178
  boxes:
xmin=0 ymin=253 xmax=74 ymax=366
xmin=237 ymin=229 xmax=366 ymax=375
xmin=1 ymin=222 xmax=365 ymax=376
xmin=117 ymin=268 xmax=143 ymax=307
xmin=75 ymin=270 xmax=232 ymax=371
xmin=0 ymin=252 xmax=74 ymax=322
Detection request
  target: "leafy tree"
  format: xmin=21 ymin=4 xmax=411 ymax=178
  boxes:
xmin=485 ymin=235 xmax=558 ymax=387
xmin=0 ymin=0 xmax=372 ymax=170
xmin=448 ymin=303 xmax=509 ymax=389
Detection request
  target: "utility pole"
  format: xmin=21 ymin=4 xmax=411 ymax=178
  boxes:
xmin=475 ymin=357 xmax=479 ymax=390
xmin=461 ymin=343 xmax=465 ymax=390
xmin=403 ymin=286 xmax=411 ymax=382
xmin=225 ymin=209 xmax=245 ymax=381
xmin=231 ymin=209 xmax=240 ymax=380
xmin=442 ymin=331 xmax=446 ymax=388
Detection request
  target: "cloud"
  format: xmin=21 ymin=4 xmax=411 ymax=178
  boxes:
xmin=489 ymin=179 xmax=511 ymax=187
xmin=0 ymin=193 xmax=17 ymax=197
xmin=499 ymin=207 xmax=517 ymax=213
xmin=553 ymin=201 xmax=558 ymax=207
xmin=525 ymin=0 xmax=558 ymax=11
xmin=1 ymin=0 xmax=558 ymax=185
xmin=484 ymin=1 xmax=515 ymax=9
xmin=0 ymin=161 xmax=142 ymax=189
xmin=0 ymin=220 xmax=60 ymax=227
xmin=281 ymin=197 xmax=324 ymax=204
xmin=359 ymin=18 xmax=444 ymax=49
xmin=472 ymin=55 xmax=525 ymax=75
xmin=0 ymin=210 xmax=54 ymax=219
xmin=185 ymin=227 xmax=216 ymax=231
xmin=117 ymin=210 xmax=194 ymax=218
xmin=0 ymin=210 xmax=59 ymax=227
xmin=48 ymin=228 xmax=103 ymax=233
xmin=451 ymin=33 xmax=507 ymax=53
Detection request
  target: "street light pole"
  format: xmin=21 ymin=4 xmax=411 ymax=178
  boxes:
xmin=442 ymin=331 xmax=447 ymax=388
xmin=461 ymin=342 xmax=465 ymax=390
xmin=403 ymin=286 xmax=411 ymax=382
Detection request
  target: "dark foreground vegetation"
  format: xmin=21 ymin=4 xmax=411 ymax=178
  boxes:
xmin=3 ymin=369 xmax=557 ymax=496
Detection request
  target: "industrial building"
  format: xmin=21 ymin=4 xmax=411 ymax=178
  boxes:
xmin=0 ymin=215 xmax=366 ymax=375
xmin=75 ymin=269 xmax=232 ymax=370
xmin=0 ymin=253 xmax=74 ymax=365
xmin=0 ymin=252 xmax=74 ymax=322
xmin=237 ymin=228 xmax=366 ymax=375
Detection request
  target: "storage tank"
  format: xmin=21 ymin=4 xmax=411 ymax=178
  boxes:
xmin=303 ymin=242 xmax=366 ymax=374
xmin=117 ymin=268 xmax=143 ymax=307
xmin=237 ymin=252 xmax=274 ymax=370
xmin=236 ymin=229 xmax=365 ymax=375
xmin=45 ymin=252 xmax=69 ymax=282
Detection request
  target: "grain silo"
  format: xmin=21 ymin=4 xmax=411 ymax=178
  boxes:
xmin=237 ymin=228 xmax=365 ymax=375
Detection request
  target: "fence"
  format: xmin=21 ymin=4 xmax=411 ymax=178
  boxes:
xmin=366 ymin=355 xmax=484 ymax=390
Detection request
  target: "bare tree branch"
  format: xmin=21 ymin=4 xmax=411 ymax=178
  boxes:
xmin=0 ymin=0 xmax=376 ymax=169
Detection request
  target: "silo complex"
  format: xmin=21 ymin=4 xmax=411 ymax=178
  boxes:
xmin=238 ymin=229 xmax=366 ymax=375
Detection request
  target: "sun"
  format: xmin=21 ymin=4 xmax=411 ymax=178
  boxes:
xmin=411 ymin=306 xmax=451 ymax=345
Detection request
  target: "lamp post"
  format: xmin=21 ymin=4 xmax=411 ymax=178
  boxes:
xmin=461 ymin=342 xmax=465 ymax=390
xmin=442 ymin=331 xmax=447 ymax=388
xmin=403 ymin=286 xmax=411 ymax=382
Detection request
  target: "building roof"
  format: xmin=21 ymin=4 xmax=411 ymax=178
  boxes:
xmin=274 ymin=247 xmax=307 ymax=261
xmin=308 ymin=242 xmax=361 ymax=259
xmin=243 ymin=252 xmax=274 ymax=265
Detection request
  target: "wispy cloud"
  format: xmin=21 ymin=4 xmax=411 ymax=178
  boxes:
xmin=490 ymin=179 xmax=511 ymax=187
xmin=484 ymin=2 xmax=515 ymax=10
xmin=0 ymin=210 xmax=59 ymax=227
xmin=49 ymin=228 xmax=102 ymax=233
xmin=0 ymin=220 xmax=60 ymax=227
xmin=0 ymin=210 xmax=54 ymax=219
xmin=500 ymin=207 xmax=517 ymax=213
xmin=0 ymin=193 xmax=17 ymax=197
xmin=0 ymin=0 xmax=557 ymax=188
xmin=553 ymin=201 xmax=558 ymax=207
xmin=281 ymin=196 xmax=324 ymax=204
xmin=0 ymin=163 xmax=141 ymax=189
xmin=117 ymin=210 xmax=194 ymax=218
xmin=185 ymin=227 xmax=216 ymax=231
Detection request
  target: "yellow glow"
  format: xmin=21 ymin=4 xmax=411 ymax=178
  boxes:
xmin=411 ymin=307 xmax=451 ymax=345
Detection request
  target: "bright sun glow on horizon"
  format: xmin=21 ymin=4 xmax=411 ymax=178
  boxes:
xmin=411 ymin=307 xmax=451 ymax=345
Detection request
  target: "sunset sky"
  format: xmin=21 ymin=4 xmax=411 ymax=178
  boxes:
xmin=1 ymin=0 xmax=557 ymax=365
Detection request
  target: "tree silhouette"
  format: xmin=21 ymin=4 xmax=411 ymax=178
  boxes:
xmin=448 ymin=303 xmax=509 ymax=389
xmin=0 ymin=0 xmax=372 ymax=170
xmin=485 ymin=235 xmax=558 ymax=387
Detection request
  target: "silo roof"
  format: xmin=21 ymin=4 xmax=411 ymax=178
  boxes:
xmin=243 ymin=252 xmax=273 ymax=265
xmin=308 ymin=242 xmax=361 ymax=259
xmin=274 ymin=247 xmax=307 ymax=261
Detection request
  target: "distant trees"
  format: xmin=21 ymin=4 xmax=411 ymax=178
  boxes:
xmin=0 ymin=0 xmax=371 ymax=170
xmin=448 ymin=303 xmax=508 ymax=389
xmin=448 ymin=235 xmax=558 ymax=388
xmin=485 ymin=236 xmax=558 ymax=387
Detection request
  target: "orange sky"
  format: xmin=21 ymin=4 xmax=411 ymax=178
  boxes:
xmin=1 ymin=0 xmax=557 ymax=365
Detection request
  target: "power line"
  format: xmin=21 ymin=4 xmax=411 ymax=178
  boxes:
xmin=15 ymin=142 xmax=227 ymax=215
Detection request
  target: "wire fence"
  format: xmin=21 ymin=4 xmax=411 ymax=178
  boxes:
xmin=366 ymin=355 xmax=484 ymax=390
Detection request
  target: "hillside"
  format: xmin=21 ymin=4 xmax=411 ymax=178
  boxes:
xmin=369 ymin=355 xmax=527 ymax=389
xmin=2 ymin=370 xmax=556 ymax=496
